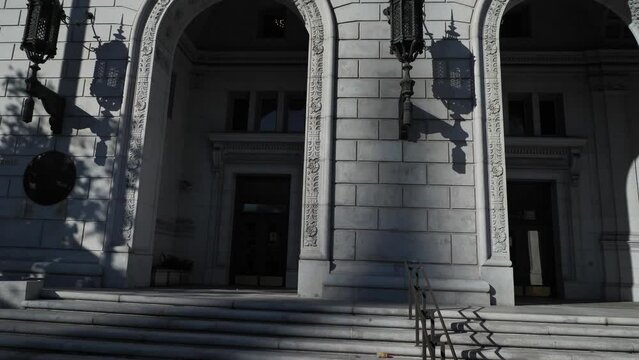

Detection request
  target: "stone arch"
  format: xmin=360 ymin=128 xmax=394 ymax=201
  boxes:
xmin=109 ymin=0 xmax=336 ymax=286
xmin=471 ymin=0 xmax=639 ymax=301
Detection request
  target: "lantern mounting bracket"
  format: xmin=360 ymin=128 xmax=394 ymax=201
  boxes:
xmin=61 ymin=11 xmax=102 ymax=52
xmin=383 ymin=0 xmax=426 ymax=140
xmin=23 ymin=64 xmax=66 ymax=134
xmin=61 ymin=10 xmax=94 ymax=27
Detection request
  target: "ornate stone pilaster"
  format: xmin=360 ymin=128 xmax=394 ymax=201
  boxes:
xmin=482 ymin=0 xmax=510 ymax=263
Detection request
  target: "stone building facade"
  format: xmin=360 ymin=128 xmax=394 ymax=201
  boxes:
xmin=0 ymin=0 xmax=638 ymax=306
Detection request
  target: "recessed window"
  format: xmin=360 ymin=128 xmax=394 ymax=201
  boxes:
xmin=500 ymin=4 xmax=531 ymax=38
xmin=260 ymin=7 xmax=287 ymax=38
xmin=538 ymin=94 xmax=565 ymax=136
xmin=507 ymin=93 xmax=533 ymax=136
xmin=505 ymin=92 xmax=566 ymax=137
xmin=229 ymin=92 xmax=250 ymax=131
xmin=257 ymin=92 xmax=278 ymax=132
xmin=227 ymin=91 xmax=306 ymax=133
xmin=286 ymin=94 xmax=306 ymax=133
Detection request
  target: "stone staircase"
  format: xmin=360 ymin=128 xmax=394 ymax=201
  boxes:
xmin=0 ymin=289 xmax=420 ymax=359
xmin=437 ymin=306 xmax=639 ymax=359
xmin=0 ymin=289 xmax=637 ymax=359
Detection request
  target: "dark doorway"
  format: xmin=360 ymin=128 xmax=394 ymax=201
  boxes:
xmin=230 ymin=175 xmax=291 ymax=287
xmin=507 ymin=182 xmax=560 ymax=300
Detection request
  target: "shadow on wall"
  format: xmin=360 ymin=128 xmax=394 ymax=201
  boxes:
xmin=0 ymin=3 xmax=130 ymax=288
xmin=410 ymin=13 xmax=475 ymax=175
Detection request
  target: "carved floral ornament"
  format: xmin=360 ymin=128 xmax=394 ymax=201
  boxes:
xmin=631 ymin=0 xmax=639 ymax=23
xmin=481 ymin=0 xmax=518 ymax=259
xmin=121 ymin=0 xmax=327 ymax=248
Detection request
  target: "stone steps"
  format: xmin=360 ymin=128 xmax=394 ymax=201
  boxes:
xmin=0 ymin=349 xmax=136 ymax=360
xmin=444 ymin=318 xmax=639 ymax=338
xmin=0 ymin=319 xmax=422 ymax=357
xmin=40 ymin=289 xmax=410 ymax=316
xmin=0 ymin=333 xmax=417 ymax=359
xmin=444 ymin=332 xmax=639 ymax=352
xmin=23 ymin=299 xmax=414 ymax=328
xmin=438 ymin=308 xmax=639 ymax=326
xmin=0 ymin=309 xmax=415 ymax=341
xmin=4 ymin=289 xmax=639 ymax=359
xmin=449 ymin=345 xmax=639 ymax=360
xmin=9 ymin=291 xmax=421 ymax=359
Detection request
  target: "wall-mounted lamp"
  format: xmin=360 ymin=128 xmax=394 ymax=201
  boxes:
xmin=384 ymin=0 xmax=425 ymax=140
xmin=21 ymin=0 xmax=66 ymax=134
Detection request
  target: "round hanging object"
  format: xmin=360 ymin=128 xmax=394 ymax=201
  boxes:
xmin=23 ymin=150 xmax=76 ymax=206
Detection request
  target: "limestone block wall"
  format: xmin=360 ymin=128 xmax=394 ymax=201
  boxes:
xmin=0 ymin=0 xmax=141 ymax=286
xmin=330 ymin=0 xmax=480 ymax=277
xmin=0 ymin=0 xmax=634 ymax=303
xmin=0 ymin=0 xmax=486 ymax=291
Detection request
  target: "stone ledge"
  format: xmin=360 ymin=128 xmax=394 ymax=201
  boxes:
xmin=324 ymin=273 xmax=490 ymax=293
xmin=0 ymin=280 xmax=42 ymax=309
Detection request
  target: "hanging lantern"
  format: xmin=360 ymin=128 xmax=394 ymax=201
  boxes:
xmin=21 ymin=0 xmax=65 ymax=64
xmin=384 ymin=0 xmax=425 ymax=140
xmin=386 ymin=0 xmax=425 ymax=63
xmin=19 ymin=0 xmax=66 ymax=134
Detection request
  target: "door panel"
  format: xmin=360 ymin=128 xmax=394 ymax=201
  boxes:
xmin=230 ymin=175 xmax=290 ymax=287
xmin=507 ymin=182 xmax=558 ymax=298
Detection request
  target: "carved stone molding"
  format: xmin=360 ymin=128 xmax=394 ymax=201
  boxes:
xmin=482 ymin=0 xmax=510 ymax=259
xmin=501 ymin=50 xmax=639 ymax=66
xmin=505 ymin=137 xmax=587 ymax=185
xmin=122 ymin=0 xmax=328 ymax=250
xmin=209 ymin=133 xmax=305 ymax=169
xmin=588 ymin=75 xmax=628 ymax=92
xmin=155 ymin=218 xmax=195 ymax=238
xmin=631 ymin=0 xmax=639 ymax=23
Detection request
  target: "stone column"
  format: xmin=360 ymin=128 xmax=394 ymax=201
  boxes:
xmin=590 ymin=74 xmax=639 ymax=300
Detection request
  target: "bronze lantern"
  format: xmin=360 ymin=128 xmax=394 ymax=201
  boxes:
xmin=384 ymin=0 xmax=425 ymax=140
xmin=20 ymin=0 xmax=66 ymax=134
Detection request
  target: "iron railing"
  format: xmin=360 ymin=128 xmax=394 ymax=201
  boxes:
xmin=404 ymin=262 xmax=458 ymax=360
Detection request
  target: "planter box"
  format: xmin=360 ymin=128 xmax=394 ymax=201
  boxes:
xmin=151 ymin=269 xmax=190 ymax=287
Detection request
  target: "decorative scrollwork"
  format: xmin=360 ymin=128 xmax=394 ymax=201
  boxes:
xmin=630 ymin=0 xmax=639 ymax=23
xmin=482 ymin=0 xmax=510 ymax=257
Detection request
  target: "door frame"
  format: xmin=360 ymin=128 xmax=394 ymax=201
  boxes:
xmin=229 ymin=174 xmax=293 ymax=287
xmin=206 ymin=162 xmax=302 ymax=288
xmin=506 ymin=170 xmax=573 ymax=299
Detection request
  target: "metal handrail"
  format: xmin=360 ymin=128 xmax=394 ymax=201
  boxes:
xmin=404 ymin=262 xmax=458 ymax=360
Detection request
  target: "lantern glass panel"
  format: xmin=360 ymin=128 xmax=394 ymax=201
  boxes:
xmin=402 ymin=1 xmax=413 ymax=40
xmin=21 ymin=0 xmax=64 ymax=64
xmin=391 ymin=1 xmax=402 ymax=43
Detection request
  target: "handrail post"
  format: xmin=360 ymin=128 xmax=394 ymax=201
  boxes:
xmin=405 ymin=262 xmax=413 ymax=320
xmin=419 ymin=268 xmax=459 ymax=360
xmin=406 ymin=262 xmax=458 ymax=360
xmin=414 ymin=287 xmax=421 ymax=345
xmin=429 ymin=310 xmax=436 ymax=360
xmin=421 ymin=316 xmax=428 ymax=360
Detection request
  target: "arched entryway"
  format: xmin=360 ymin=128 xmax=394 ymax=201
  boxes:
xmin=104 ymin=0 xmax=336 ymax=294
xmin=473 ymin=0 xmax=639 ymax=304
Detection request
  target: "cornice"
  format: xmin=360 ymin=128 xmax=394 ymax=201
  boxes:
xmin=501 ymin=50 xmax=639 ymax=66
